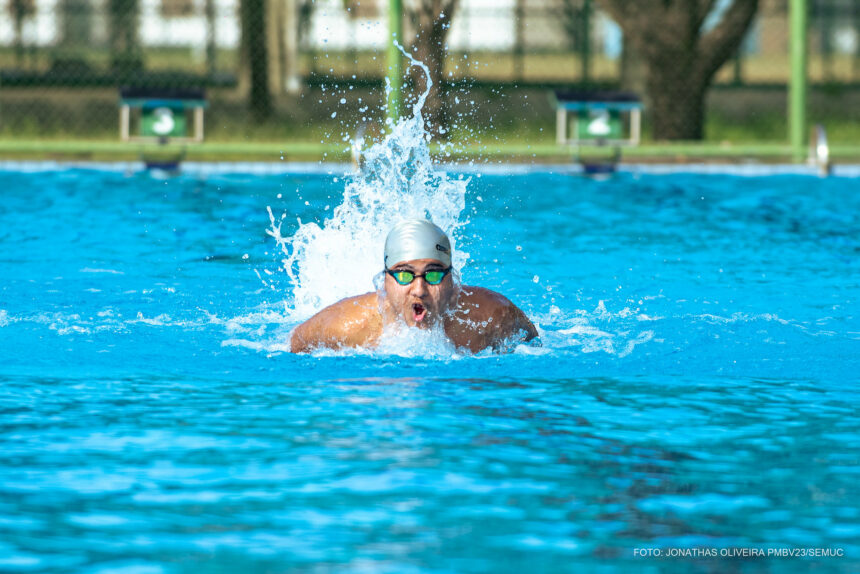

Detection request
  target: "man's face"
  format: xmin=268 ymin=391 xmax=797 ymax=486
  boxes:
xmin=383 ymin=258 xmax=456 ymax=329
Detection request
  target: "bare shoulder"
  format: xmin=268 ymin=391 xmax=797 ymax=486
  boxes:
xmin=446 ymin=285 xmax=539 ymax=352
xmin=457 ymin=285 xmax=515 ymax=312
xmin=290 ymin=292 xmax=382 ymax=353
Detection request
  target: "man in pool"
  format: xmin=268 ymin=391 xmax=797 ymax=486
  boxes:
xmin=290 ymin=219 xmax=539 ymax=354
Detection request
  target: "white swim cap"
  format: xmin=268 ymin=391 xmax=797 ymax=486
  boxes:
xmin=384 ymin=219 xmax=452 ymax=268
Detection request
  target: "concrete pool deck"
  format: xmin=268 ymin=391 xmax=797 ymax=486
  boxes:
xmin=2 ymin=159 xmax=859 ymax=178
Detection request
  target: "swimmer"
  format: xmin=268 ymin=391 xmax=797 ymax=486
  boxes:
xmin=290 ymin=219 xmax=539 ymax=353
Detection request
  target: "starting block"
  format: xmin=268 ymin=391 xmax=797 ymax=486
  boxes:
xmin=552 ymin=90 xmax=642 ymax=172
xmin=119 ymin=87 xmax=207 ymax=170
xmin=119 ymin=87 xmax=207 ymax=144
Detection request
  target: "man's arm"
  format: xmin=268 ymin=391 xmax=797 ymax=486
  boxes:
xmin=499 ymin=299 xmax=539 ymax=345
xmin=290 ymin=293 xmax=381 ymax=353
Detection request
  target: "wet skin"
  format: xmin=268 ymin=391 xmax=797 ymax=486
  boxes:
xmin=290 ymin=258 xmax=539 ymax=354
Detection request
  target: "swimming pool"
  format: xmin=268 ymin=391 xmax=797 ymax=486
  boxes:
xmin=1 ymin=161 xmax=858 ymax=573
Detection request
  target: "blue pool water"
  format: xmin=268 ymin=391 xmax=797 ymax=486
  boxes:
xmin=1 ymin=164 xmax=858 ymax=573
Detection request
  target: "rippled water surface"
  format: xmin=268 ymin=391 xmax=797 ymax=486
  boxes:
xmin=1 ymin=167 xmax=858 ymax=573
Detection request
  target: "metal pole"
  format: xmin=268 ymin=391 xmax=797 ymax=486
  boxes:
xmin=789 ymin=0 xmax=807 ymax=162
xmin=556 ymin=108 xmax=567 ymax=145
xmin=630 ymin=108 xmax=641 ymax=146
xmin=733 ymin=51 xmax=743 ymax=85
xmin=387 ymin=0 xmax=403 ymax=123
xmin=120 ymin=105 xmax=130 ymax=141
xmin=205 ymin=0 xmax=216 ymax=77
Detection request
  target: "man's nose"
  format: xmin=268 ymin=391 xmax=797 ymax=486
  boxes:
xmin=409 ymin=276 xmax=429 ymax=297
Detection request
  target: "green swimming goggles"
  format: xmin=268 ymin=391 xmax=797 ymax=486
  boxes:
xmin=385 ymin=267 xmax=452 ymax=286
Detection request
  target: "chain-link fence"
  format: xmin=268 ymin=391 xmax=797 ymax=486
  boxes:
xmin=0 ymin=0 xmax=858 ymax=145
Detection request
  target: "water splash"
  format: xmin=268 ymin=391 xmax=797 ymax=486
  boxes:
xmin=269 ymin=45 xmax=469 ymax=321
xmin=257 ymin=49 xmax=655 ymax=359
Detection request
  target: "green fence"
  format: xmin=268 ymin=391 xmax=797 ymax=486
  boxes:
xmin=0 ymin=0 xmax=858 ymax=161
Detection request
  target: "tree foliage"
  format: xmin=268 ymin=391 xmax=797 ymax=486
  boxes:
xmin=597 ymin=0 xmax=759 ymax=140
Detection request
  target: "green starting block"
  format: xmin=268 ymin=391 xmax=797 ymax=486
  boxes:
xmin=553 ymin=91 xmax=642 ymax=147
xmin=119 ymin=87 xmax=207 ymax=143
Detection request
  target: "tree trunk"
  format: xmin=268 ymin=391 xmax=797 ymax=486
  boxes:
xmin=241 ymin=0 xmax=272 ymax=121
xmin=619 ymin=35 xmax=645 ymax=94
xmin=108 ymin=0 xmax=141 ymax=73
xmin=855 ymin=1 xmax=860 ymax=78
xmin=406 ymin=0 xmax=458 ymax=137
xmin=410 ymin=19 xmax=448 ymax=135
xmin=205 ymin=0 xmax=216 ymax=76
xmin=11 ymin=0 xmax=34 ymax=66
xmin=647 ymin=61 xmax=707 ymax=140
xmin=642 ymin=46 xmax=709 ymax=140
xmin=598 ymin=0 xmax=758 ymax=141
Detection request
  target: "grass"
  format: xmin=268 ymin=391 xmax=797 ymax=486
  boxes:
xmin=5 ymin=138 xmax=860 ymax=165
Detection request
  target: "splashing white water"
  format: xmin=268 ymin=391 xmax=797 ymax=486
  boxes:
xmin=248 ymin=49 xmax=659 ymax=359
xmin=269 ymin=46 xmax=469 ymax=321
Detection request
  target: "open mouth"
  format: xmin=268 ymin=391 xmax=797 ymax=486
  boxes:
xmin=412 ymin=302 xmax=427 ymax=323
